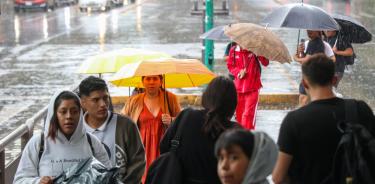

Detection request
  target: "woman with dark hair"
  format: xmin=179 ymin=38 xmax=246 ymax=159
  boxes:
xmin=159 ymin=76 xmax=240 ymax=184
xmin=121 ymin=75 xmax=181 ymax=183
xmin=14 ymin=91 xmax=111 ymax=184
xmin=215 ymin=129 xmax=277 ymax=184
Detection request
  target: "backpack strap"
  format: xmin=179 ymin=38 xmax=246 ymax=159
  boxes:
xmin=86 ymin=133 xmax=95 ymax=155
xmin=102 ymin=143 xmax=111 ymax=159
xmin=170 ymin=109 xmax=191 ymax=152
xmin=39 ymin=132 xmax=44 ymax=160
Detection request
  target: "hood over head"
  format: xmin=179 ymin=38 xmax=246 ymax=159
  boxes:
xmin=44 ymin=90 xmax=85 ymax=142
xmin=241 ymin=132 xmax=278 ymax=184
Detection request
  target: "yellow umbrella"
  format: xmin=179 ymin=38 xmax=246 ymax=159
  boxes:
xmin=109 ymin=58 xmax=216 ymax=88
xmin=78 ymin=48 xmax=171 ymax=74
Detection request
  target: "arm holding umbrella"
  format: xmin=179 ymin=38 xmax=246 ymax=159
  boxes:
xmin=293 ymin=42 xmax=309 ymax=64
xmin=332 ymin=46 xmax=353 ymax=57
xmin=294 ymin=38 xmax=336 ymax=64
xmin=293 ymin=54 xmax=310 ymax=64
xmin=332 ymin=37 xmax=353 ymax=57
xmin=327 ymin=31 xmax=354 ymax=57
xmin=161 ymin=90 xmax=181 ymax=126
xmin=293 ymin=51 xmax=336 ymax=64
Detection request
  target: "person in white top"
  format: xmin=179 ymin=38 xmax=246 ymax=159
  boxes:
xmin=13 ymin=90 xmax=111 ymax=184
xmin=294 ymin=30 xmax=336 ymax=107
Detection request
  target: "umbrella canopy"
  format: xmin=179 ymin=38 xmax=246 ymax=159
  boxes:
xmin=261 ymin=3 xmax=340 ymax=31
xmin=109 ymin=58 xmax=216 ymax=88
xmin=78 ymin=48 xmax=171 ymax=74
xmin=224 ymin=23 xmax=292 ymax=63
xmin=199 ymin=25 xmax=230 ymax=41
xmin=331 ymin=13 xmax=372 ymax=43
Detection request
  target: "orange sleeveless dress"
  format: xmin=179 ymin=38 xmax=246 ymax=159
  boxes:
xmin=138 ymin=104 xmax=166 ymax=183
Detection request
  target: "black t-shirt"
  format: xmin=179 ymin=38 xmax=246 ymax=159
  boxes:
xmin=305 ymin=38 xmax=325 ymax=55
xmin=277 ymin=98 xmax=375 ymax=184
xmin=327 ymin=34 xmax=353 ymax=73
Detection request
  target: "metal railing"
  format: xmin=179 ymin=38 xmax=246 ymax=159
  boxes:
xmin=0 ymin=106 xmax=48 ymax=184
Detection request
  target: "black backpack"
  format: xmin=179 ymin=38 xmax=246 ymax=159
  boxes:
xmin=323 ymin=99 xmax=375 ymax=184
xmin=145 ymin=109 xmax=191 ymax=184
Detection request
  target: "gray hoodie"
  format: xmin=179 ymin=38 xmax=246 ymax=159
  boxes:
xmin=13 ymin=90 xmax=111 ymax=184
xmin=241 ymin=132 xmax=278 ymax=184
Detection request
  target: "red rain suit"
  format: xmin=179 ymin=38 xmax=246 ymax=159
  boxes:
xmin=226 ymin=46 xmax=269 ymax=129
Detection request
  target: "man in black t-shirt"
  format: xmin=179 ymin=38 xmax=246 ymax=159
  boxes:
xmin=272 ymin=54 xmax=375 ymax=184
xmin=294 ymin=30 xmax=335 ymax=107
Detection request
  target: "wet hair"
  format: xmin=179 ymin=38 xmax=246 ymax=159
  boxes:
xmin=78 ymin=76 xmax=109 ymax=97
xmin=302 ymin=53 xmax=335 ymax=86
xmin=215 ymin=129 xmax=255 ymax=159
xmin=48 ymin=91 xmax=81 ymax=142
xmin=78 ymin=76 xmax=113 ymax=111
xmin=201 ymin=76 xmax=237 ymax=139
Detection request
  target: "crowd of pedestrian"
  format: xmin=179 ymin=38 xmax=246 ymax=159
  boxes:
xmin=12 ymin=14 xmax=375 ymax=184
xmin=14 ymin=53 xmax=375 ymax=184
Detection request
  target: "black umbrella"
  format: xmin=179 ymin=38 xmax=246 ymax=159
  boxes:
xmin=199 ymin=25 xmax=230 ymax=41
xmin=331 ymin=13 xmax=372 ymax=43
xmin=261 ymin=3 xmax=340 ymax=31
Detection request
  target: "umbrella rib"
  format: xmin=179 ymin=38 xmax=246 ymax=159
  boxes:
xmin=187 ymin=74 xmax=195 ymax=87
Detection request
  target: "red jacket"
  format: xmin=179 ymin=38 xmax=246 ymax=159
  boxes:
xmin=226 ymin=46 xmax=269 ymax=93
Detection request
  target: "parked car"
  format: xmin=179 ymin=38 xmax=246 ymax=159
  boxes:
xmin=14 ymin=0 xmax=55 ymax=12
xmin=55 ymin=0 xmax=77 ymax=7
xmin=111 ymin=0 xmax=123 ymax=7
xmin=78 ymin=0 xmax=123 ymax=12
xmin=79 ymin=0 xmax=111 ymax=12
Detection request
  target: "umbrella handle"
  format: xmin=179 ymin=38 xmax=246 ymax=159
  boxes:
xmin=334 ymin=37 xmax=338 ymax=48
xmin=296 ymin=29 xmax=301 ymax=54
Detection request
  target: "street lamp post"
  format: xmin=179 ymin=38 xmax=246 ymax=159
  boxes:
xmin=191 ymin=0 xmax=228 ymax=71
xmin=204 ymin=0 xmax=214 ymax=71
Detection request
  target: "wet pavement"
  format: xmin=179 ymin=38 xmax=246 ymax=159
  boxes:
xmin=0 ymin=0 xmax=374 ymax=150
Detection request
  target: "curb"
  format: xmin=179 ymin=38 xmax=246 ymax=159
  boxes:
xmin=112 ymin=93 xmax=298 ymax=108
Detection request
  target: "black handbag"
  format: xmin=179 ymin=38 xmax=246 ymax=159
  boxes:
xmin=145 ymin=110 xmax=190 ymax=184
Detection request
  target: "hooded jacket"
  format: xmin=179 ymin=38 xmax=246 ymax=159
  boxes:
xmin=13 ymin=91 xmax=111 ymax=184
xmin=241 ymin=132 xmax=278 ymax=184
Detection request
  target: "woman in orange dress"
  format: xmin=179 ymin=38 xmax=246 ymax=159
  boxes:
xmin=121 ymin=75 xmax=181 ymax=183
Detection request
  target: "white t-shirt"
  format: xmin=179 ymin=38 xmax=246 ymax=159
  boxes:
xmin=304 ymin=40 xmax=334 ymax=57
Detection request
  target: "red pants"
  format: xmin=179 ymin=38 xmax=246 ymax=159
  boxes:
xmin=236 ymin=90 xmax=259 ymax=130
